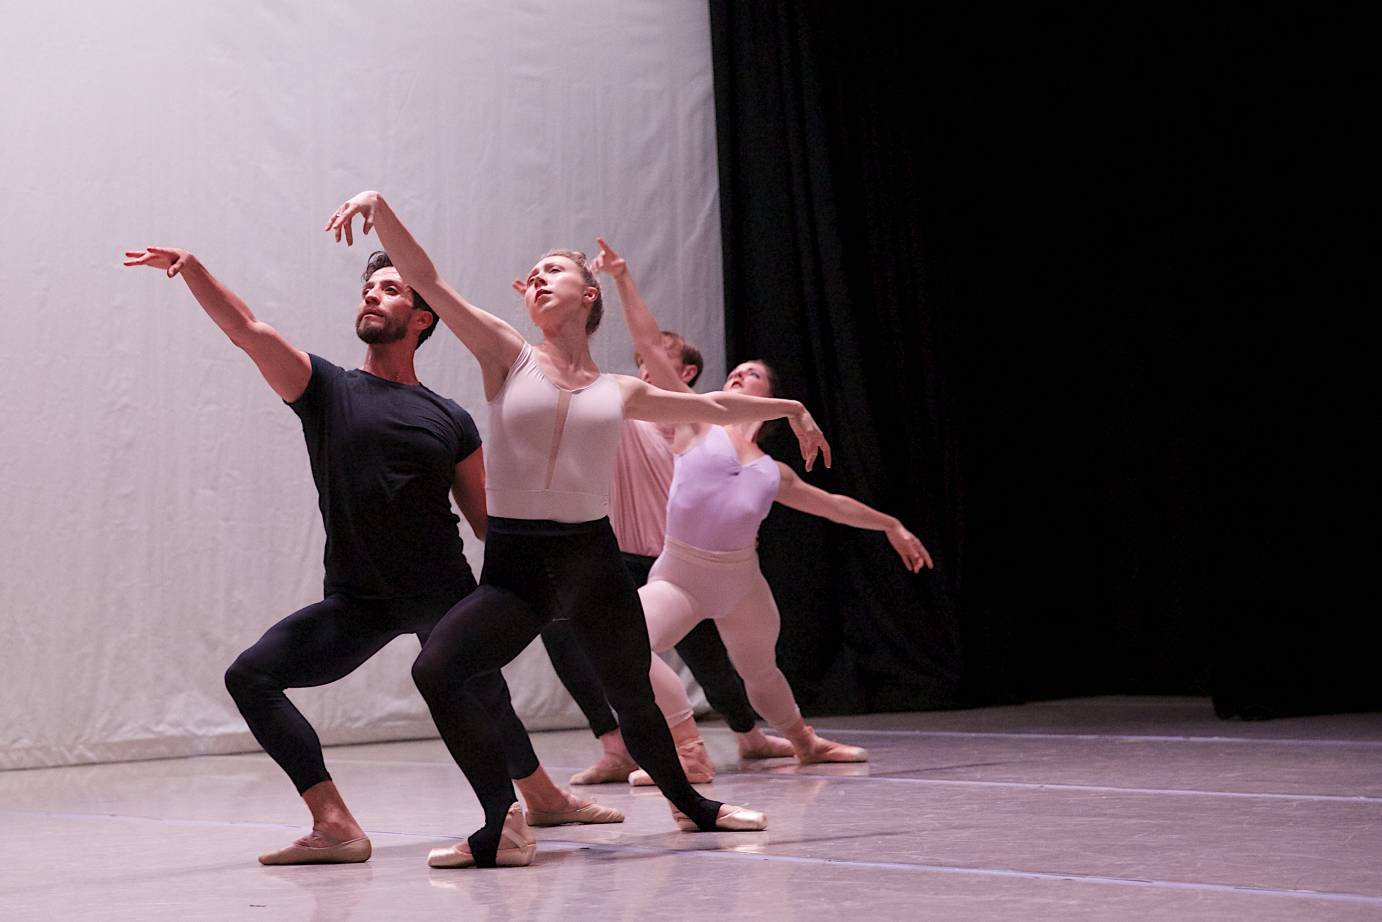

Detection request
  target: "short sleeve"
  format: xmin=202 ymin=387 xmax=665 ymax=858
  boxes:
xmin=287 ymin=354 xmax=341 ymax=418
xmin=451 ymin=404 xmax=482 ymax=463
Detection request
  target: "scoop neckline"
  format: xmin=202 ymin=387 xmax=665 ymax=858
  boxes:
xmin=527 ymin=343 xmax=603 ymax=395
xmin=702 ymin=425 xmax=773 ymax=469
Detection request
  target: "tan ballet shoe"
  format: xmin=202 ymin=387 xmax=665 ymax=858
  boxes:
xmin=670 ymin=803 xmax=768 ymax=832
xmin=784 ymin=720 xmax=869 ymax=764
xmin=628 ymin=756 xmax=714 ymax=787
xmin=427 ymin=803 xmax=535 ymax=869
xmin=737 ymin=729 xmax=796 ymax=760
xmin=258 ymin=835 xmax=371 ymax=866
xmin=569 ymin=752 xmax=639 ymax=785
xmin=525 ymin=801 xmax=625 ymax=827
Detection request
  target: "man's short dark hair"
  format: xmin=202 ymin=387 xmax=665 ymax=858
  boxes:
xmin=362 ymin=251 xmax=439 ymax=347
xmin=661 ymin=331 xmax=703 ymax=386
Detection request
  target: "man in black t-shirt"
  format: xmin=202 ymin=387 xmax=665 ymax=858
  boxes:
xmin=125 ymin=245 xmax=621 ymax=865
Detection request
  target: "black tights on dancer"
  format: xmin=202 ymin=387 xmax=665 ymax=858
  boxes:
xmin=541 ymin=552 xmax=759 ymax=738
xmin=412 ymin=517 xmax=723 ymax=866
xmin=225 ymin=583 xmax=539 ymax=794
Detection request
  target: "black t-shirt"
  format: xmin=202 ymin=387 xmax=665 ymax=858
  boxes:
xmin=289 ymin=354 xmax=482 ymax=600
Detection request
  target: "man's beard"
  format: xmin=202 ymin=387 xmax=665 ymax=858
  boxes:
xmin=356 ymin=314 xmax=408 ymax=345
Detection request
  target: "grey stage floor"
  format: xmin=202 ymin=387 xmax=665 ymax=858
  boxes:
xmin=2 ymin=696 xmax=1381 ymax=920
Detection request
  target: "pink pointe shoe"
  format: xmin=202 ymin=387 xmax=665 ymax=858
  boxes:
xmin=427 ymin=803 xmax=536 ymax=869
xmin=670 ymin=802 xmax=767 ymax=832
xmin=784 ymin=719 xmax=869 ymax=764
xmin=629 ymin=718 xmax=715 ymax=786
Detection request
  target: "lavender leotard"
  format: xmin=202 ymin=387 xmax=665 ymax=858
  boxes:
xmin=664 ymin=425 xmax=780 ymax=551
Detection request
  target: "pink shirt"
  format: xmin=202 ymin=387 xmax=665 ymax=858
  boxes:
xmin=609 ymin=419 xmax=676 ymax=556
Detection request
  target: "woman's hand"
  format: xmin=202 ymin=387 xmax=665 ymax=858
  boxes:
xmin=887 ymin=522 xmax=933 ymax=573
xmin=787 ymin=405 xmax=832 ymax=472
xmin=323 ymin=191 xmax=381 ymax=246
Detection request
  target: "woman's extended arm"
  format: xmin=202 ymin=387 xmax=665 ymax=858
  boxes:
xmin=325 ymin=191 xmax=524 ymax=397
xmin=615 ymin=376 xmax=831 ymax=471
xmin=774 ymin=464 xmax=933 ymax=572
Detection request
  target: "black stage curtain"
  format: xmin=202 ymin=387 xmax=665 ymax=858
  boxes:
xmin=708 ymin=5 xmax=1375 ymax=716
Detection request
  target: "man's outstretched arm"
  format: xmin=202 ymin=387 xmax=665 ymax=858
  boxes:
xmin=125 ymin=247 xmax=311 ymax=402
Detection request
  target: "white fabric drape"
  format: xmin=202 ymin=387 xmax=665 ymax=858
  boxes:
xmin=0 ymin=0 xmax=723 ymax=770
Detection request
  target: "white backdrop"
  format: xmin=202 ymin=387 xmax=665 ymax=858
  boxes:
xmin=0 ymin=0 xmax=724 ymax=770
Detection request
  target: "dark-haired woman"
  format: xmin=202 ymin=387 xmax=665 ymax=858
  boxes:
xmin=324 ymin=191 xmax=830 ymax=868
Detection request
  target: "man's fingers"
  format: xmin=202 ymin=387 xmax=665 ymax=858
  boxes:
xmin=820 ymin=438 xmax=832 ymax=469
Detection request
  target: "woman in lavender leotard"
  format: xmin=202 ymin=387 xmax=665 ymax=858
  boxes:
xmin=587 ymin=241 xmax=934 ymax=782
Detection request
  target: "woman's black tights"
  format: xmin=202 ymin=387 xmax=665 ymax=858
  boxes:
xmin=412 ymin=517 xmax=723 ymax=866
xmin=541 ymin=551 xmax=761 ymax=737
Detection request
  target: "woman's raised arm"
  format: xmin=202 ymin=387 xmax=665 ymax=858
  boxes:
xmin=325 ymin=191 xmax=524 ymax=397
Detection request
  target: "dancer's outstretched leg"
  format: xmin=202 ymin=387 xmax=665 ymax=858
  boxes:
xmin=673 ymin=620 xmax=790 ymax=758
xmin=719 ymin=574 xmax=868 ymax=764
xmin=566 ymin=564 xmax=727 ymax=826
